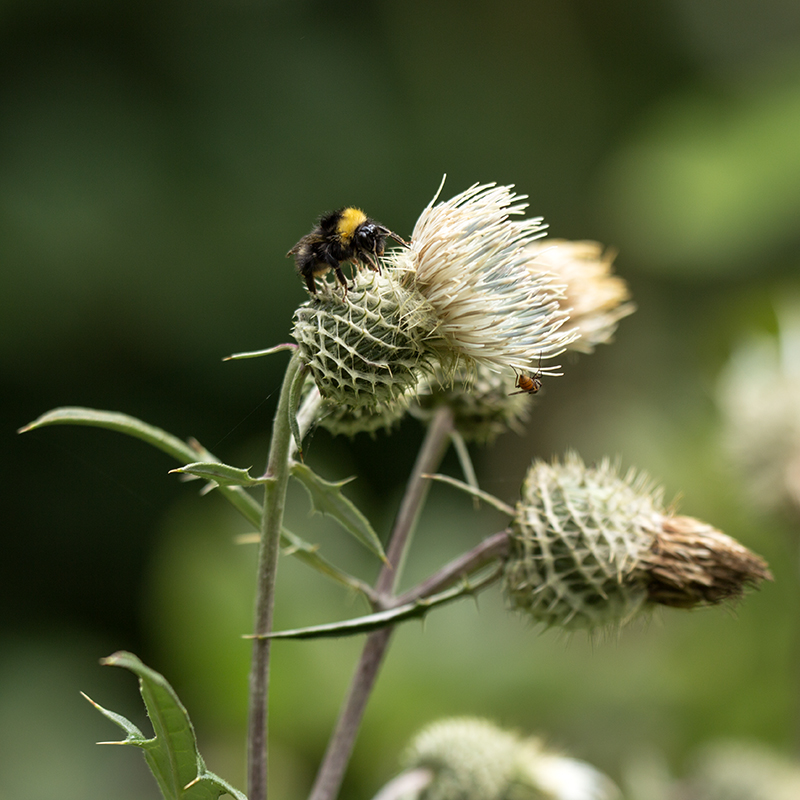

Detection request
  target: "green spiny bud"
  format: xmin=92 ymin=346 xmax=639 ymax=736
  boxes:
xmin=503 ymin=453 xmax=772 ymax=632
xmin=318 ymin=395 xmax=410 ymax=438
xmin=292 ymin=267 xmax=435 ymax=413
xmin=412 ymin=363 xmax=532 ymax=443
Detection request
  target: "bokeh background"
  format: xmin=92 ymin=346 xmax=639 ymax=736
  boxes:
xmin=4 ymin=1 xmax=800 ymax=798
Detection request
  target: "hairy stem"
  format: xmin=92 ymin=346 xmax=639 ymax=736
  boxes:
xmin=307 ymin=405 xmax=455 ymax=800
xmin=247 ymin=350 xmax=304 ymax=800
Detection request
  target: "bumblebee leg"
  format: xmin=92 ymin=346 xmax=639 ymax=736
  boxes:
xmin=304 ymin=273 xmax=318 ymax=294
xmin=334 ymin=266 xmax=349 ymax=294
xmin=364 ymin=252 xmax=381 ymax=274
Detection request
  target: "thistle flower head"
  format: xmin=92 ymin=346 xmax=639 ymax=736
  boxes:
xmin=399 ymin=717 xmax=620 ymax=800
xmin=523 ymin=240 xmax=635 ymax=353
xmin=503 ymin=453 xmax=771 ymax=632
xmin=388 ymin=181 xmax=577 ymax=376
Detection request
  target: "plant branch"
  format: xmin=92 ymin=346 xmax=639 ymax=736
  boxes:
xmin=247 ymin=349 xmax=304 ymax=800
xmin=394 ymin=530 xmax=510 ymax=606
xmin=307 ymin=405 xmax=455 ymax=800
xmin=377 ymin=405 xmax=455 ymax=597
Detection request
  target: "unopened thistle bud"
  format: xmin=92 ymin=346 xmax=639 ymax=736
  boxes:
xmin=397 ymin=717 xmax=619 ymax=800
xmin=523 ymin=240 xmax=635 ymax=353
xmin=503 ymin=453 xmax=771 ymax=631
xmin=318 ymin=394 xmax=410 ymax=438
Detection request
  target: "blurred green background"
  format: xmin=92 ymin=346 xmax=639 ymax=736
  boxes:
xmin=4 ymin=1 xmax=800 ymax=798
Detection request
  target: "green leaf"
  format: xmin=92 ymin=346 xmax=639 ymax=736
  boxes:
xmin=252 ymin=572 xmax=499 ymax=640
xmin=170 ymin=461 xmax=268 ymax=489
xmin=19 ymin=406 xmax=372 ymax=593
xmin=291 ymin=462 xmax=386 ymax=562
xmin=280 ymin=527 xmax=376 ymax=597
xmin=19 ymin=406 xmax=264 ymax=533
xmin=19 ymin=407 xmax=201 ymax=464
xmin=85 ymin=651 xmax=246 ymax=800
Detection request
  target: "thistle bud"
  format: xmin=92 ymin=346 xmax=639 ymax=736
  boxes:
xmin=503 ymin=454 xmax=771 ymax=631
xmin=292 ymin=267 xmax=434 ymax=413
xmin=396 ymin=717 xmax=619 ymax=800
xmin=411 ymin=362 xmax=532 ymax=443
xmin=717 ymin=302 xmax=800 ymax=514
xmin=318 ymin=395 xmax=410 ymax=438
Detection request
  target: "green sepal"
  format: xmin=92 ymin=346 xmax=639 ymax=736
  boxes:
xmin=251 ymin=572 xmax=499 ymax=640
xmin=291 ymin=462 xmax=386 ymax=562
xmin=170 ymin=461 xmax=268 ymax=489
xmin=85 ymin=651 xmax=246 ymax=800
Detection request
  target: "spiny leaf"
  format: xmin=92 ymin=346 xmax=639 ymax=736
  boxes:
xmin=291 ymin=462 xmax=386 ymax=562
xmin=280 ymin=526 xmax=376 ymax=597
xmin=249 ymin=572 xmax=499 ymax=640
xmin=236 ymin=528 xmax=376 ymax=599
xmin=17 ymin=407 xmax=355 ymax=587
xmin=86 ymin=651 xmax=246 ymax=800
xmin=170 ymin=461 xmax=268 ymax=489
xmin=19 ymin=407 xmax=200 ymax=464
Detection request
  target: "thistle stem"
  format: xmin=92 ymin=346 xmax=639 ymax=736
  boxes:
xmin=307 ymin=405 xmax=454 ymax=800
xmin=247 ymin=350 xmax=304 ymax=800
xmin=394 ymin=530 xmax=510 ymax=606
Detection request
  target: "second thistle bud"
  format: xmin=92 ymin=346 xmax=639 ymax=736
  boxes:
xmin=503 ymin=453 xmax=771 ymax=631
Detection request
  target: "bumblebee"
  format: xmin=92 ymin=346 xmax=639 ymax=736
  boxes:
xmin=288 ymin=207 xmax=407 ymax=295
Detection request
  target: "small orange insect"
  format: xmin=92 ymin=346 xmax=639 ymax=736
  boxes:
xmin=510 ymin=356 xmax=543 ymax=396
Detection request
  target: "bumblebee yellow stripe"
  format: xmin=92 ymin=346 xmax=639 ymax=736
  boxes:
xmin=336 ymin=207 xmax=367 ymax=242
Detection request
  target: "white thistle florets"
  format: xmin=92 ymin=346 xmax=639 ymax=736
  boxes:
xmin=387 ymin=181 xmax=578 ymax=376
